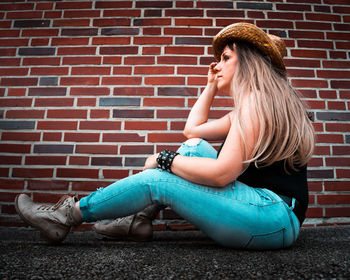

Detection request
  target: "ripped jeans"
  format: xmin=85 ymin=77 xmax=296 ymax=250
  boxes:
xmin=79 ymin=139 xmax=300 ymax=249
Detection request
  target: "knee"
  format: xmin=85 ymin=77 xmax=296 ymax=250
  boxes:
xmin=184 ymin=138 xmax=202 ymax=146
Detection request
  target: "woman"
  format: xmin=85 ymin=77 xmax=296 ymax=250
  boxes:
xmin=15 ymin=23 xmax=315 ymax=249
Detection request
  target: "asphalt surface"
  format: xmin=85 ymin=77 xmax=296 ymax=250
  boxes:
xmin=1 ymin=226 xmax=349 ymax=280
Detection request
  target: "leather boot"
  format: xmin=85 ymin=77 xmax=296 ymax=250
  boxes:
xmin=15 ymin=194 xmax=82 ymax=244
xmin=92 ymin=204 xmax=162 ymax=242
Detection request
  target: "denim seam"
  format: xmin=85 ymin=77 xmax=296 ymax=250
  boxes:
xmin=245 ymin=227 xmax=286 ymax=249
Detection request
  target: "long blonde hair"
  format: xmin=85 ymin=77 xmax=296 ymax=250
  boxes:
xmin=230 ymin=42 xmax=315 ymax=170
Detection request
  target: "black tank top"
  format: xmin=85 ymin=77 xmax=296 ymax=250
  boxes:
xmin=218 ymin=144 xmax=309 ymax=224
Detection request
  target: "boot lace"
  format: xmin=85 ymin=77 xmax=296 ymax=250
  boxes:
xmin=37 ymin=195 xmax=71 ymax=211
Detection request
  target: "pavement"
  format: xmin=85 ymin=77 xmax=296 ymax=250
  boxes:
xmin=0 ymin=226 xmax=349 ymax=280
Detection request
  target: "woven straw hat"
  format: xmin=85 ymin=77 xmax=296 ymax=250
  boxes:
xmin=212 ymin=22 xmax=287 ymax=72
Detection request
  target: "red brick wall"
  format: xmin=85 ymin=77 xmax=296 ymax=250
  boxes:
xmin=0 ymin=0 xmax=349 ymax=228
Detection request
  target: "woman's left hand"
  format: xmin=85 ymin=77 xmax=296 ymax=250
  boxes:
xmin=143 ymin=153 xmax=159 ymax=171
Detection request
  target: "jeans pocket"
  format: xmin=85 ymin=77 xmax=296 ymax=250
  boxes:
xmin=245 ymin=228 xmax=285 ymax=250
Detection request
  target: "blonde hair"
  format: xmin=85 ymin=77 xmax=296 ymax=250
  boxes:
xmin=230 ymin=42 xmax=315 ymax=170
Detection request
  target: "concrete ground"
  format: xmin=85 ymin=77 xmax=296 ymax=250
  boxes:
xmin=0 ymin=226 xmax=349 ymax=280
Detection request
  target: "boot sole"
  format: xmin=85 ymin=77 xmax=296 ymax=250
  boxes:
xmin=15 ymin=194 xmax=68 ymax=245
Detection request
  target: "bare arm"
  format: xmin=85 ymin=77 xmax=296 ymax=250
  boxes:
xmin=170 ymin=102 xmax=258 ymax=187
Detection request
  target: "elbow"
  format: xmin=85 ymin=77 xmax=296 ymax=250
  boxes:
xmin=183 ymin=127 xmax=195 ymax=139
xmin=212 ymin=173 xmax=237 ymax=187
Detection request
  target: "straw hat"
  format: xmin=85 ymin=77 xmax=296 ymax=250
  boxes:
xmin=212 ymin=22 xmax=287 ymax=72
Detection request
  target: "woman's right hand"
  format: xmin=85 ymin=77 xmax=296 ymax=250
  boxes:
xmin=208 ymin=62 xmax=219 ymax=85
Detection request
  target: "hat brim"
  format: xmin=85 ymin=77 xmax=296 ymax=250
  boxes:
xmin=212 ymin=22 xmax=286 ymax=72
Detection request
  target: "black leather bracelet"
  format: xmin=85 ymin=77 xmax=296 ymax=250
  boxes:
xmin=156 ymin=149 xmax=179 ymax=173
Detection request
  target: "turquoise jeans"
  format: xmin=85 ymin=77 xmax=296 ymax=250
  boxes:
xmin=80 ymin=139 xmax=300 ymax=249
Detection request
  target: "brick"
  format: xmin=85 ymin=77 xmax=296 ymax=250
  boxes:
xmin=291 ymin=49 xmax=327 ymax=59
xmin=148 ymin=133 xmax=186 ymax=143
xmin=12 ymin=168 xmax=53 ymax=178
xmin=23 ymin=57 xmax=60 ymax=66
xmin=53 ymin=19 xmax=90 ymax=27
xmin=314 ymin=145 xmax=330 ymax=156
xmin=207 ymin=10 xmax=245 ymax=18
xmin=323 ymin=60 xmax=350 ymax=69
xmin=0 ymin=78 xmax=38 ymax=86
xmin=39 ymin=77 xmax=58 ymax=86
xmin=164 ymin=28 xmax=202 ymax=36
xmin=103 ymin=170 xmax=129 ymax=179
xmin=144 ymin=97 xmax=184 ymax=107
xmin=307 ymin=169 xmax=334 ymax=179
xmin=76 ymin=97 xmax=96 ymax=106
xmin=295 ymin=21 xmax=332 ymax=31
xmin=39 ymin=130 xmax=61 ymax=142
xmin=99 ymin=98 xmax=140 ymax=106
xmin=145 ymin=77 xmax=185 ymax=85
xmin=125 ymin=157 xmax=146 ymax=167
xmin=0 ymin=156 xmax=22 ymax=165
xmin=2 ymin=132 xmax=40 ymax=141
xmin=328 ymin=101 xmax=346 ymax=110
xmin=33 ymin=144 xmax=74 ymax=154
xmin=291 ymin=79 xmax=328 ymax=88
xmin=136 ymin=1 xmax=173 ymax=8
xmin=0 ymin=144 xmax=31 ymax=154
xmin=28 ymin=180 xmax=69 ymax=191
xmin=95 ymin=1 xmax=132 ymax=8
xmin=158 ymin=56 xmax=197 ymax=65
xmin=101 ymin=28 xmax=139 ymax=36
xmin=0 ymin=179 xmax=24 ymax=189
xmin=144 ymin=10 xmax=162 ymax=17
xmin=102 ymin=77 xmax=142 ymax=85
xmin=188 ymin=77 xmax=207 ymax=86
xmin=134 ymin=66 xmax=173 ymax=75
xmin=297 ymin=40 xmax=333 ymax=49
xmin=56 ymin=1 xmax=92 ymax=9
xmin=158 ymin=87 xmax=197 ymax=96
xmin=62 ymin=57 xmax=101 ymax=65
xmin=61 ymin=77 xmax=99 ymax=86
xmin=165 ymin=9 xmax=203 ymax=17
xmin=175 ymin=18 xmax=212 ymax=26
xmin=113 ymin=66 xmax=132 ymax=75
xmin=75 ymin=145 xmax=118 ymax=154
xmin=333 ymin=146 xmax=350 ymax=155
xmin=324 ymin=181 xmax=350 ymax=192
xmin=325 ymin=207 xmax=350 ymax=217
xmin=71 ymin=66 xmax=110 ymax=76
xmin=47 ymin=109 xmax=87 ymax=119
xmin=336 ymin=169 xmax=350 ymax=178
xmin=57 ymin=168 xmax=99 ymax=179
xmin=18 ymin=47 xmax=55 ymax=56
xmin=90 ymin=109 xmax=110 ymax=119
xmin=175 ymin=37 xmax=212 ymax=46
xmin=64 ymin=133 xmax=100 ymax=142
xmin=14 ymin=20 xmax=50 ymax=28
xmin=135 ymin=19 xmax=171 ymax=27
xmin=177 ymin=67 xmax=207 ymax=75
xmin=276 ymin=3 xmax=311 ymax=11
xmin=125 ymin=121 xmax=166 ymax=130
xmin=305 ymin=13 xmax=341 ymax=22
xmin=157 ymin=109 xmax=189 ymax=118
xmin=25 ymin=156 xmax=66 ymax=165
xmin=37 ymin=121 xmax=77 ymax=130
xmin=267 ymin=11 xmax=304 ymax=20
xmin=285 ymin=58 xmax=320 ymax=68
xmin=69 ymin=156 xmax=89 ymax=165
xmin=61 ymin=28 xmax=97 ymax=36
xmin=30 ymin=67 xmax=68 ymax=76
xmin=316 ymin=112 xmax=350 ymax=122
xmin=28 ymin=87 xmax=66 ymax=96
xmin=63 ymin=10 xmax=100 ymax=18
xmin=306 ymin=207 xmax=323 ymax=218
xmin=104 ymin=9 xmax=141 ymax=17
xmin=331 ymin=80 xmax=350 ymax=89
xmin=113 ymin=109 xmax=154 ymax=118
xmin=120 ymin=145 xmax=154 ymax=154
xmin=51 ymin=38 xmax=89 ymax=46
xmin=92 ymin=37 xmax=130 ymax=45
xmin=91 ymin=157 xmax=122 ymax=166
xmin=22 ymin=29 xmax=59 ymax=37
xmin=0 ymin=58 xmax=20 ymax=66
xmin=79 ymin=121 xmax=121 ymax=130
xmin=134 ymin=36 xmax=172 ymax=45
xmin=317 ymin=133 xmax=344 ymax=143
xmin=57 ymin=47 xmax=96 ymax=55
xmin=0 ymin=168 xmax=9 ymax=177
xmin=0 ymin=39 xmax=28 ymax=47
xmin=102 ymin=133 xmax=145 ymax=142
xmin=196 ymin=1 xmax=233 ymax=8
xmin=100 ymin=46 xmax=138 ymax=55
xmin=124 ymin=56 xmax=155 ymax=65
xmin=0 ymin=121 xmax=35 ymax=130
xmin=34 ymin=98 xmax=73 ymax=107
xmin=171 ymin=121 xmax=186 ymax=131
xmin=326 ymin=157 xmax=350 ymax=167
xmin=289 ymin=30 xmax=324 ymax=39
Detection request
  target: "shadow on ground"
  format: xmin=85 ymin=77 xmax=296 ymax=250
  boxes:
xmin=1 ymin=226 xmax=349 ymax=279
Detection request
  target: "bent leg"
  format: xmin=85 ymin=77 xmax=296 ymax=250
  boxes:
xmin=80 ymin=169 xmax=298 ymax=249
